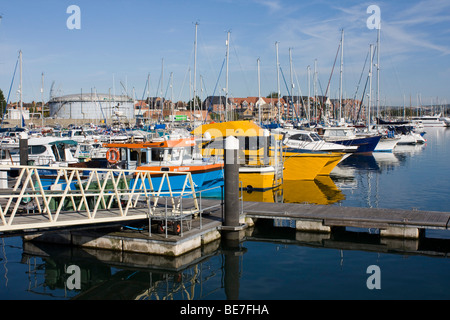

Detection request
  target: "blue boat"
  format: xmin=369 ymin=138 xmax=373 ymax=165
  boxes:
xmin=321 ymin=127 xmax=381 ymax=153
xmin=103 ymin=132 xmax=224 ymax=197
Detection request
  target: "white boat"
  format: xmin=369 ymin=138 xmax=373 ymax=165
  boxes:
xmin=273 ymin=128 xmax=357 ymax=153
xmin=411 ymin=114 xmax=449 ymax=127
xmin=385 ymin=125 xmax=426 ymax=145
xmin=369 ymin=126 xmax=400 ymax=152
xmin=374 ymin=136 xmax=400 ymax=152
xmin=0 ymin=136 xmax=78 ymax=166
xmin=60 ymin=128 xmax=102 ymax=143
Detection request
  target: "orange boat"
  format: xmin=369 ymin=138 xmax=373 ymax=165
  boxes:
xmin=103 ymin=134 xmax=224 ymax=194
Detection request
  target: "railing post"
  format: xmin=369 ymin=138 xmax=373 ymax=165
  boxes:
xmin=19 ymin=134 xmax=28 ymax=166
xmin=224 ymin=136 xmax=240 ymax=228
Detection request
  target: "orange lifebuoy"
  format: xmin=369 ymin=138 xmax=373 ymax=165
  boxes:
xmin=106 ymin=148 xmax=120 ymax=164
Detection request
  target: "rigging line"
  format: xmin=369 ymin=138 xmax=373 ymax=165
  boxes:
xmin=164 ymin=75 xmax=171 ymax=99
xmin=1 ymin=56 xmax=19 ymax=128
xmin=353 ymin=49 xmax=369 ymax=101
xmin=280 ymin=66 xmax=300 ymax=122
xmin=138 ymin=75 xmax=149 ymax=116
xmin=325 ymin=41 xmax=341 ymax=98
xmin=205 ymin=58 xmax=225 ymax=122
xmin=94 ymin=89 xmax=107 ymax=123
xmin=231 ymin=41 xmax=251 ymax=96
xmin=198 ymin=30 xmax=222 ymax=90
xmin=292 ymin=64 xmax=307 ymax=118
xmin=357 ymin=45 xmax=377 ymax=122
xmin=177 ymin=45 xmax=194 ymax=101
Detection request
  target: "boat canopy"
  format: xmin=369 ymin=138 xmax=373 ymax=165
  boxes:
xmin=49 ymin=139 xmax=78 ymax=146
xmin=192 ymin=121 xmax=269 ymax=139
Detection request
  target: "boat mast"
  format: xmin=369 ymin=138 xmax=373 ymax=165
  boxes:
xmin=41 ymin=72 xmax=44 ymax=127
xmin=314 ymin=59 xmax=317 ymax=122
xmin=368 ymin=44 xmax=373 ymax=130
xmin=339 ymin=29 xmax=344 ymax=122
xmin=307 ymin=65 xmax=311 ymax=123
xmin=257 ymin=57 xmax=261 ymax=124
xmin=376 ymin=21 xmax=381 ymax=123
xmin=147 ymin=73 xmax=151 ymax=124
xmin=225 ymin=31 xmax=230 ymax=122
xmin=289 ymin=47 xmax=294 ymax=123
xmin=169 ymin=72 xmax=174 ymax=125
xmin=160 ymin=58 xmax=164 ymax=122
xmin=276 ymin=41 xmax=280 ymax=123
xmin=193 ymin=22 xmax=198 ymax=118
xmin=19 ymin=50 xmax=23 ymax=128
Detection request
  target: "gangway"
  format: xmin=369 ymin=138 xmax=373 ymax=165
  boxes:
xmin=0 ymin=165 xmax=214 ymax=233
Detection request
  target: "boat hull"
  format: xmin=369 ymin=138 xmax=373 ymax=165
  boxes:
xmin=319 ymin=153 xmax=348 ymax=175
xmin=134 ymin=163 xmax=224 ymax=195
xmin=239 ymin=166 xmax=280 ymax=191
xmin=282 ymin=151 xmax=332 ymax=180
xmin=374 ymin=137 xmax=400 ymax=152
xmin=324 ymin=135 xmax=381 ymax=153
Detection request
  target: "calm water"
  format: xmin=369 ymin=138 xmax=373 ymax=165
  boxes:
xmin=0 ymin=128 xmax=449 ymax=301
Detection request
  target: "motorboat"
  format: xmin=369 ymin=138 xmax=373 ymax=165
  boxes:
xmin=273 ymin=128 xmax=358 ymax=153
xmin=411 ymin=114 xmax=450 ymax=127
xmin=103 ymin=130 xmax=224 ymax=195
xmin=320 ymin=126 xmax=382 ymax=153
xmin=387 ymin=125 xmax=426 ymax=145
xmin=192 ymin=121 xmax=284 ymax=191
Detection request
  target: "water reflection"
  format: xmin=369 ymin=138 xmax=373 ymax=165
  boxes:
xmin=23 ymin=240 xmax=226 ymax=300
xmin=8 ymin=128 xmax=450 ymax=300
xmin=241 ymin=144 xmax=426 ymax=206
xmin=19 ymin=221 xmax=450 ymax=300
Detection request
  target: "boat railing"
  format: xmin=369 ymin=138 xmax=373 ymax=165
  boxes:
xmin=0 ymin=164 xmax=207 ymax=232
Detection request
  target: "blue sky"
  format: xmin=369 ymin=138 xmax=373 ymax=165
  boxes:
xmin=0 ymin=0 xmax=449 ymax=107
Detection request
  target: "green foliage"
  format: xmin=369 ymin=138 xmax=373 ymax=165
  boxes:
xmin=0 ymin=89 xmax=5 ymax=115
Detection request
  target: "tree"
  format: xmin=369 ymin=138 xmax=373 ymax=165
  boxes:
xmin=187 ymin=96 xmax=202 ymax=110
xmin=0 ymin=89 xmax=6 ymax=116
xmin=266 ymin=92 xmax=279 ymax=99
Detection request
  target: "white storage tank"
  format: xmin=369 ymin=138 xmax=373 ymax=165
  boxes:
xmin=48 ymin=93 xmax=134 ymax=121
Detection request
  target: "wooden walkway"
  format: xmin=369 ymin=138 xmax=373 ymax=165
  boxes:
xmin=242 ymin=201 xmax=450 ymax=230
xmin=2 ymin=198 xmax=450 ymax=239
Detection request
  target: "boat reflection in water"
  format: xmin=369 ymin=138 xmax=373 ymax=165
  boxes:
xmin=242 ymin=142 xmax=427 ymax=206
xmin=242 ymin=175 xmax=345 ymax=205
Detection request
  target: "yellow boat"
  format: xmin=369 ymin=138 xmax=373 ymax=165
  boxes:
xmin=318 ymin=152 xmax=349 ymax=176
xmin=279 ymin=148 xmax=348 ymax=180
xmin=192 ymin=121 xmax=284 ymax=191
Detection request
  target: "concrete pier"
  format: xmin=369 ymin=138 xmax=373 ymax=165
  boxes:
xmin=19 ymin=198 xmax=450 ymax=257
xmin=24 ymin=209 xmax=223 ymax=257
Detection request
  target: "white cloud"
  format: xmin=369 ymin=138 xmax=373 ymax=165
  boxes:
xmin=252 ymin=0 xmax=282 ymax=12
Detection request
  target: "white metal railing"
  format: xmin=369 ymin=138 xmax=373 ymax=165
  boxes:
xmin=0 ymin=165 xmax=202 ymax=232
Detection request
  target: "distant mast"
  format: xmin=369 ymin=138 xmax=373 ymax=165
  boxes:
xmin=368 ymin=44 xmax=373 ymax=129
xmin=19 ymin=50 xmax=23 ymax=128
xmin=276 ymin=41 xmax=280 ymax=123
xmin=339 ymin=29 xmax=344 ymax=122
xmin=376 ymin=20 xmax=381 ymax=123
xmin=225 ymin=31 xmax=230 ymax=122
xmin=41 ymin=72 xmax=44 ymax=127
xmin=193 ymin=22 xmax=198 ymax=119
xmin=257 ymin=57 xmax=261 ymax=124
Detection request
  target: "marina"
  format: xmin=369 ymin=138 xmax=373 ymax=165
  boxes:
xmin=0 ymin=1 xmax=450 ymax=302
xmin=0 ymin=123 xmax=450 ymax=301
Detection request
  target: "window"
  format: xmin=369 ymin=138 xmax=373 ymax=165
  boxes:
xmin=290 ymin=134 xmax=310 ymax=142
xmin=29 ymin=145 xmax=47 ymax=155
